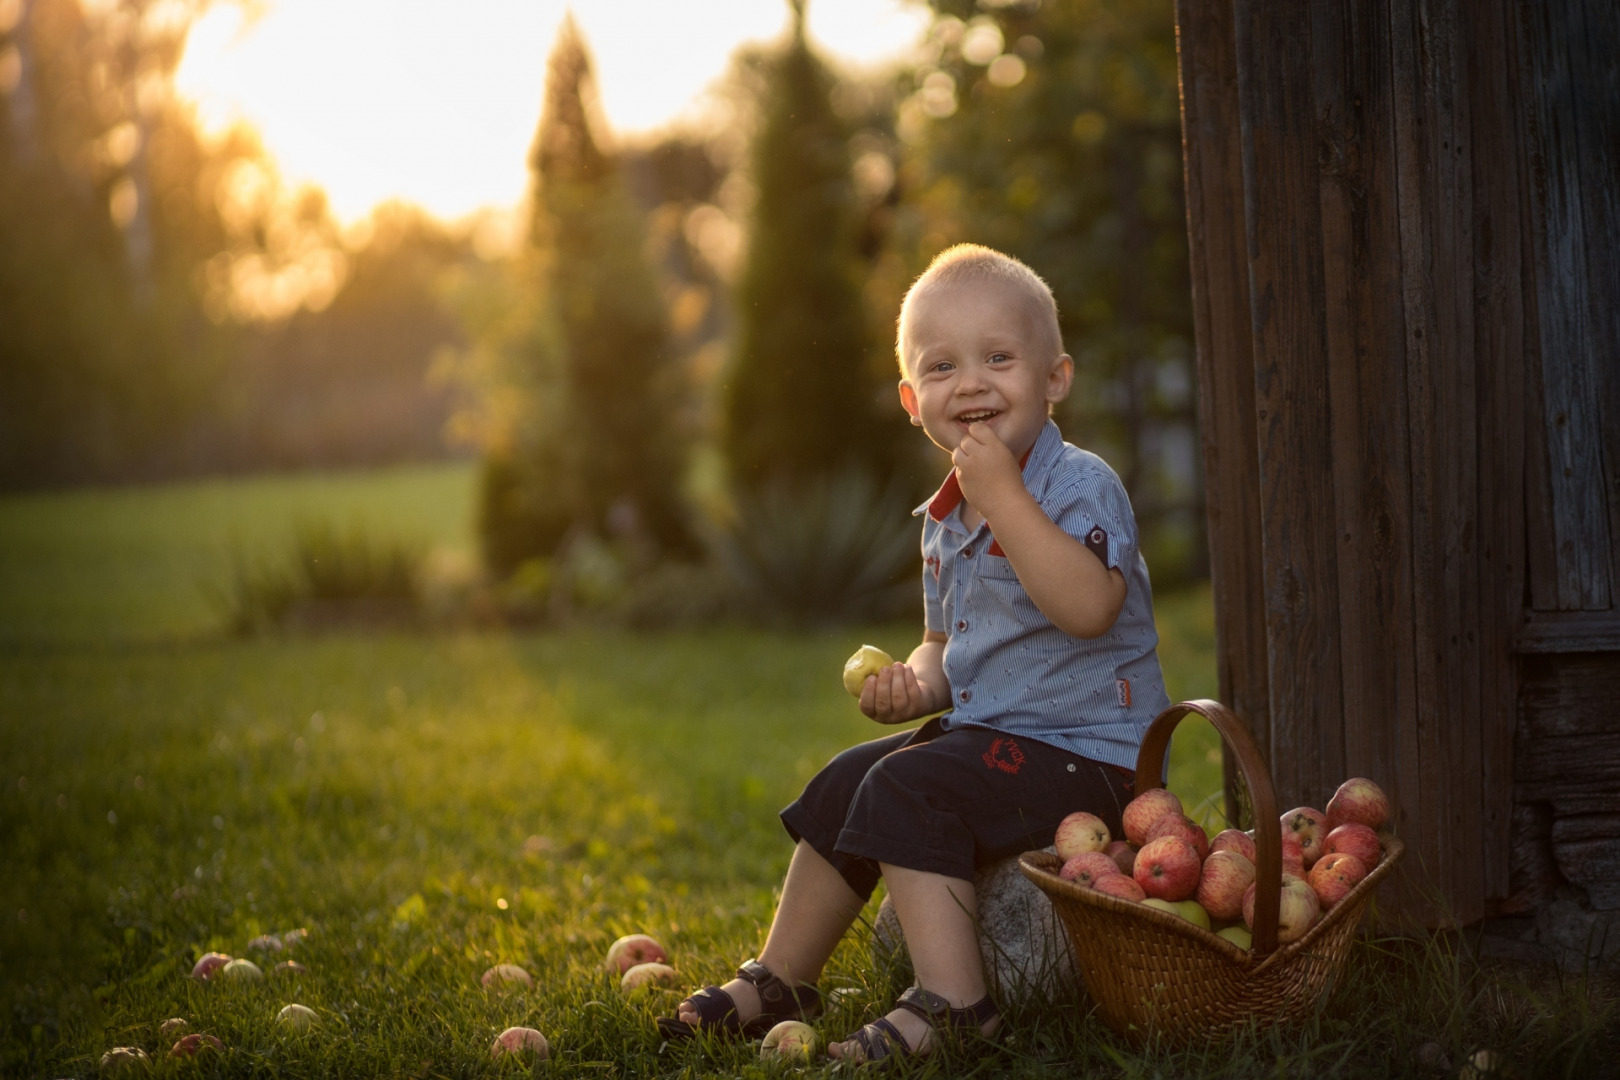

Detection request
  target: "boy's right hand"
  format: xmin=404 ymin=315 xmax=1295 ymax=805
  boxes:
xmin=858 ymin=663 xmax=943 ymax=724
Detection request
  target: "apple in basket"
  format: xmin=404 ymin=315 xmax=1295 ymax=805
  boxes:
xmin=1278 ymin=832 xmax=1307 ymax=876
xmin=1145 ymin=813 xmax=1210 ymax=861
xmin=1308 ymin=852 xmax=1367 ymax=910
xmin=1105 ymin=840 xmax=1138 ymax=876
xmin=1325 ymin=777 xmax=1390 ymax=831
xmin=1243 ymin=874 xmax=1321 ymax=944
xmin=1122 ymin=789 xmax=1183 ymax=847
xmin=1211 ymin=829 xmax=1256 ymax=864
xmin=1323 ymin=822 xmax=1382 ymax=869
xmin=1133 ymin=836 xmax=1202 ymax=901
xmin=1092 ymin=872 xmax=1146 ymax=902
xmin=1195 ymin=850 xmax=1256 ymax=922
xmin=1058 ymin=851 xmax=1118 ymax=887
xmin=1054 ymin=811 xmax=1111 ymax=859
xmin=1281 ymin=807 xmax=1328 ymax=867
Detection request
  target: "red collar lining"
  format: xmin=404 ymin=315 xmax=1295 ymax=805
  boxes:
xmin=926 ymin=444 xmax=1036 ymax=522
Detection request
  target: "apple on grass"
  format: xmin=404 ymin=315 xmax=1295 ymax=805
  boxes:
xmin=277 ymin=1004 xmax=318 ymax=1031
xmin=1054 ymin=811 xmax=1111 ymax=859
xmin=219 ymin=958 xmax=263 ymax=982
xmin=1105 ymin=840 xmax=1137 ymax=876
xmin=1324 ymin=822 xmax=1382 ymax=869
xmin=761 ymin=1020 xmax=818 ymax=1061
xmin=1281 ymin=807 xmax=1328 ymax=867
xmin=159 ymin=1018 xmax=188 ymax=1038
xmin=99 ymin=1048 xmax=149 ymax=1071
xmin=1091 ymin=873 xmax=1146 ymax=902
xmin=171 ymin=1033 xmax=223 ymax=1057
xmin=1211 ymin=829 xmax=1257 ymax=864
xmin=1242 ymin=875 xmax=1321 ymax=944
xmin=1144 ymin=813 xmax=1210 ymax=861
xmin=842 ymin=645 xmax=894 ymax=696
xmin=1132 ymin=836 xmax=1202 ymax=901
xmin=621 ymin=961 xmax=679 ymax=992
xmin=1058 ymin=850 xmax=1118 ymax=887
xmin=191 ymin=952 xmax=232 ymax=981
xmin=1196 ymin=850 xmax=1256 ymax=922
xmin=1308 ymin=852 xmax=1367 ymax=909
xmin=1122 ymin=788 xmax=1184 ymax=847
xmin=481 ymin=963 xmax=533 ymax=989
xmin=1325 ymin=777 xmax=1390 ymax=831
xmin=604 ymin=933 xmax=669 ymax=975
xmin=492 ymin=1026 xmax=549 ymax=1060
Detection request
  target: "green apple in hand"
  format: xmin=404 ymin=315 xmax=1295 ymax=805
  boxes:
xmin=842 ymin=645 xmax=895 ymax=696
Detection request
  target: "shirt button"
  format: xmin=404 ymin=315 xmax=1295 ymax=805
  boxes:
xmin=959 ymin=689 xmax=972 ymax=703
xmin=962 ymin=547 xmax=973 ymax=558
xmin=956 ymin=619 xmax=968 ymax=632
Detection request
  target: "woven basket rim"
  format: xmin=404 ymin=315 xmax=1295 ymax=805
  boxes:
xmin=1020 ymin=832 xmax=1405 ymax=972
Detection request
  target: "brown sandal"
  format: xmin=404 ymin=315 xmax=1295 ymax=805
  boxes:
xmin=657 ymin=959 xmax=823 ymax=1041
xmin=839 ymin=986 xmax=999 ymax=1063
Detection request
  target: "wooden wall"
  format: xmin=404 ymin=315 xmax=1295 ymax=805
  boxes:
xmin=1175 ymin=0 xmax=1618 ymax=927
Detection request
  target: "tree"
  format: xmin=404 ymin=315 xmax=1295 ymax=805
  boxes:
xmin=722 ymin=0 xmax=897 ymax=492
xmin=475 ymin=16 xmax=693 ymax=577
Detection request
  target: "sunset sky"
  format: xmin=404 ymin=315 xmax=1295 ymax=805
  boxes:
xmin=174 ymin=0 xmax=932 ymax=225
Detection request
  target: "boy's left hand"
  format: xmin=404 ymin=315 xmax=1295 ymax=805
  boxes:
xmin=859 ymin=663 xmax=943 ymax=725
xmin=952 ymin=423 xmax=1024 ymax=519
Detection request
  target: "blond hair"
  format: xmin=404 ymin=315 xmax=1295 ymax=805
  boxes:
xmin=895 ymin=244 xmax=1063 ymax=372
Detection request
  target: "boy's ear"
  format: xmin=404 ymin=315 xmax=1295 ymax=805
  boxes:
xmin=1046 ymin=354 xmax=1075 ymax=404
xmin=898 ymin=381 xmax=921 ymax=420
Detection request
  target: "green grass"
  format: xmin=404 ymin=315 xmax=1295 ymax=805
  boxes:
xmin=2 ymin=468 xmax=1611 ymax=1078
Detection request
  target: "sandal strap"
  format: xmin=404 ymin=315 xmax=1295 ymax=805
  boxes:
xmin=736 ymin=958 xmax=823 ymax=1020
xmin=895 ymin=986 xmax=999 ymax=1030
xmin=850 ymin=1016 xmax=910 ymax=1062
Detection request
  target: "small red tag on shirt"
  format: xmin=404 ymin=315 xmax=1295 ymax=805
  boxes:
xmin=1116 ymin=678 xmax=1132 ymax=707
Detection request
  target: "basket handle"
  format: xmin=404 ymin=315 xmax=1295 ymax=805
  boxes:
xmin=1133 ymin=699 xmax=1282 ymax=956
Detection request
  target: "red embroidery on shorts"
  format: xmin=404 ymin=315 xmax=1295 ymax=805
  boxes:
xmin=982 ymin=737 xmax=1026 ymax=775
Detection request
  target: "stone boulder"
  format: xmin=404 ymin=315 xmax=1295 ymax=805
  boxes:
xmin=872 ymin=849 xmax=1079 ymax=1003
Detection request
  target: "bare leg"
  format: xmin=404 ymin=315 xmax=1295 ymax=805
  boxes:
xmin=827 ymin=865 xmax=1000 ymax=1060
xmin=675 ymin=840 xmax=864 ymax=1028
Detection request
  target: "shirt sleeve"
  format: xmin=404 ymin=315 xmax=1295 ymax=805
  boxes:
xmin=921 ymin=523 xmax=946 ymax=633
xmin=1042 ymin=465 xmax=1140 ymax=572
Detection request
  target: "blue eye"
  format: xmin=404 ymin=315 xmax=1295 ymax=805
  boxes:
xmin=988 ymin=352 xmax=1011 ymax=364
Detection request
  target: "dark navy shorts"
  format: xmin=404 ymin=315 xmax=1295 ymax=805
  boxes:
xmin=779 ymin=718 xmax=1136 ymax=900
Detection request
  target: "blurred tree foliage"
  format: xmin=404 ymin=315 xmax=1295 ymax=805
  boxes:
xmin=879 ymin=0 xmax=1205 ymax=584
xmin=469 ymin=17 xmax=694 ymax=578
xmin=722 ymin=0 xmax=899 ymax=492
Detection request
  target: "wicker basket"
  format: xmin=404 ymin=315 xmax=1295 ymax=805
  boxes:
xmin=1019 ymin=698 xmax=1403 ymax=1046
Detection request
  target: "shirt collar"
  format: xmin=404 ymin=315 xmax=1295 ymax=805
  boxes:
xmin=912 ymin=420 xmax=1064 ymax=522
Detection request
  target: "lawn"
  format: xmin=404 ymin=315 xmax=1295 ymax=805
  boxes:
xmin=1 ymin=465 xmax=1611 ymax=1078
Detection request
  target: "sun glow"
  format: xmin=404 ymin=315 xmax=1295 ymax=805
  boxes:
xmin=174 ymin=0 xmax=929 ymax=225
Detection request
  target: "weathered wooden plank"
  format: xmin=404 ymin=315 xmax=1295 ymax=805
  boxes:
xmin=1469 ymin=0 xmax=1528 ymax=904
xmin=1233 ymin=1 xmax=1344 ymax=816
xmin=1516 ymin=653 xmax=1620 ymax=736
xmin=1517 ymin=610 xmax=1620 ymax=653
xmin=1175 ymin=0 xmax=1271 ymax=828
xmin=1307 ymin=0 xmax=1421 ymax=914
xmin=1550 ymin=815 xmax=1620 ymax=909
xmin=1512 ymin=735 xmax=1620 ymax=790
xmin=1518 ymin=0 xmax=1614 ymax=610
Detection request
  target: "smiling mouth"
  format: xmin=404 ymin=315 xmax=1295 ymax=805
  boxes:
xmin=955 ymin=410 xmax=1001 ymax=425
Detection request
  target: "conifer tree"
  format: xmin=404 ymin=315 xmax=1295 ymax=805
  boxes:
xmin=723 ymin=0 xmax=894 ymax=491
xmin=478 ymin=16 xmax=692 ymax=575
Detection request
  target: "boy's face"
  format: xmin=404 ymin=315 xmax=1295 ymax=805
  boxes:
xmin=898 ymin=278 xmax=1073 ymax=461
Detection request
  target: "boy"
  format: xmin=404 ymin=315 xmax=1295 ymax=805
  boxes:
xmin=660 ymin=245 xmax=1169 ymax=1062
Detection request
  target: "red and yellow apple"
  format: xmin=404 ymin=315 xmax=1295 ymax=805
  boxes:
xmin=1281 ymin=807 xmax=1328 ymax=867
xmin=492 ymin=1026 xmax=549 ymax=1059
xmin=1196 ymin=850 xmax=1257 ymax=922
xmin=190 ymin=952 xmax=232 ymax=981
xmin=1144 ymin=813 xmax=1210 ymax=861
xmin=1243 ymin=874 xmax=1320 ymax=943
xmin=1122 ymin=788 xmax=1184 ymax=847
xmin=1323 ymin=822 xmax=1382 ymax=869
xmin=1105 ymin=840 xmax=1138 ymax=876
xmin=481 ymin=963 xmax=533 ymax=989
xmin=1133 ymin=836 xmax=1202 ymax=901
xmin=1058 ymin=850 xmax=1118 ymax=887
xmin=761 ymin=1020 xmax=818 ymax=1061
xmin=604 ymin=933 xmax=668 ymax=975
xmin=621 ymin=961 xmax=679 ymax=992
xmin=1091 ymin=872 xmax=1147 ymax=902
xmin=1308 ymin=852 xmax=1367 ymax=909
xmin=1325 ymin=777 xmax=1390 ymax=832
xmin=1211 ymin=829 xmax=1257 ymax=864
xmin=1054 ymin=811 xmax=1111 ymax=859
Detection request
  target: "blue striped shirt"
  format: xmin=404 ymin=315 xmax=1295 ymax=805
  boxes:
xmin=915 ymin=420 xmax=1170 ymax=770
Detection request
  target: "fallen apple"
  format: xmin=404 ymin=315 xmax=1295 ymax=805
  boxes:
xmin=277 ymin=1004 xmax=318 ymax=1031
xmin=159 ymin=1018 xmax=188 ymax=1038
xmin=279 ymin=927 xmax=310 ymax=947
xmin=170 ymin=1033 xmax=223 ymax=1057
xmin=275 ymin=960 xmax=306 ymax=976
xmin=247 ymin=934 xmax=281 ymax=952
xmin=191 ymin=952 xmax=232 ymax=981
xmin=219 ymin=958 xmax=263 ymax=983
xmin=1105 ymin=840 xmax=1138 ymax=876
xmin=1210 ymin=829 xmax=1257 ymax=864
xmin=1054 ymin=811 xmax=1111 ymax=859
xmin=99 ymin=1047 xmax=149 ymax=1071
xmin=481 ymin=963 xmax=533 ymax=989
xmin=1091 ymin=872 xmax=1147 ymax=902
xmin=621 ymin=961 xmax=679 ymax=992
xmin=1058 ymin=850 xmax=1118 ymax=887
xmin=491 ymin=1026 xmax=549 ymax=1060
xmin=604 ymin=933 xmax=668 ymax=975
xmin=1325 ymin=777 xmax=1390 ymax=832
xmin=1133 ymin=836 xmax=1202 ymax=901
xmin=1216 ymin=925 xmax=1253 ymax=950
xmin=761 ymin=1019 xmax=818 ymax=1061
xmin=1323 ymin=822 xmax=1382 ymax=869
xmin=1122 ymin=788 xmax=1183 ymax=847
xmin=1196 ymin=849 xmax=1256 ymax=922
xmin=842 ymin=645 xmax=894 ymax=696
